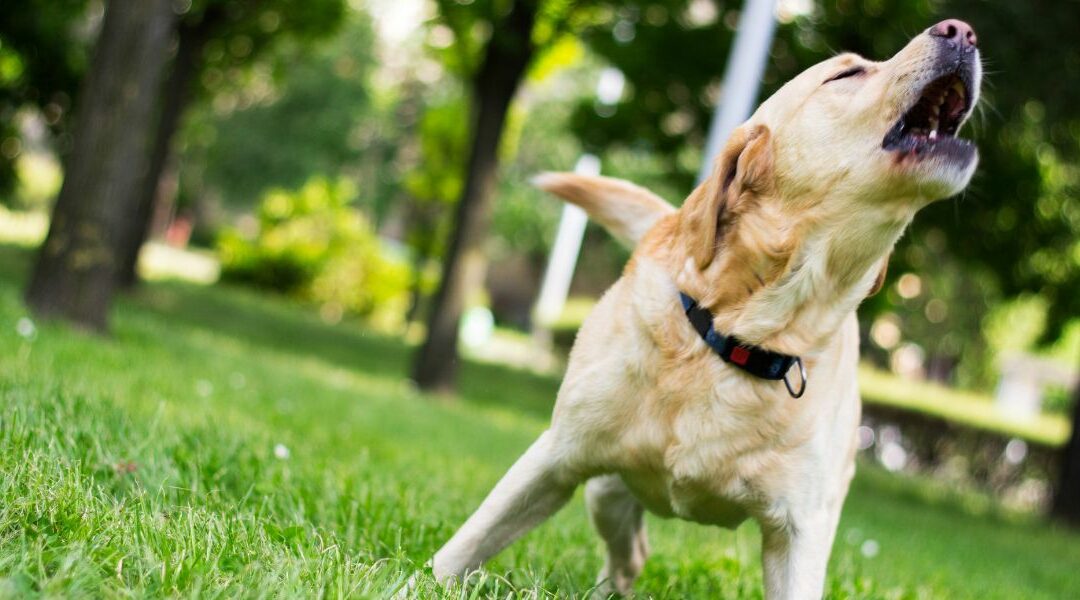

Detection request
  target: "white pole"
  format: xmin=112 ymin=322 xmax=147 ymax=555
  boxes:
xmin=698 ymin=0 xmax=779 ymax=184
xmin=532 ymin=67 xmax=625 ymax=333
xmin=533 ymin=154 xmax=600 ymax=327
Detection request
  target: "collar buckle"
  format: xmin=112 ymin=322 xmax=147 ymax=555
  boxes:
xmin=783 ymin=357 xmax=807 ymax=398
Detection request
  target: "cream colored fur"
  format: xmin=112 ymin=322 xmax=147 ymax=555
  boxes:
xmin=531 ymin=172 xmax=675 ymax=248
xmin=431 ymin=26 xmax=980 ymax=599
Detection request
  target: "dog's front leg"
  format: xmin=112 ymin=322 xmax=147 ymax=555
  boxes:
xmin=760 ymin=499 xmax=845 ymax=600
xmin=432 ymin=430 xmax=578 ymax=584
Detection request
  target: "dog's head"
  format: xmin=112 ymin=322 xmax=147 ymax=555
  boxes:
xmin=682 ymin=20 xmax=981 ymax=274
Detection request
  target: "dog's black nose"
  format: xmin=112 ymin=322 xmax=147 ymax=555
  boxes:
xmin=929 ymin=19 xmax=977 ymax=48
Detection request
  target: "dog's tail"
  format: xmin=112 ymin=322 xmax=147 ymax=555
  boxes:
xmin=531 ymin=172 xmax=676 ymax=248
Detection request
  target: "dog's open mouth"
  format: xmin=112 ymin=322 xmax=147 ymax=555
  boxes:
xmin=882 ymin=72 xmax=975 ymax=164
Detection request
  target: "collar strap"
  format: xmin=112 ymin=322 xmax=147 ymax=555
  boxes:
xmin=678 ymin=292 xmax=807 ymax=398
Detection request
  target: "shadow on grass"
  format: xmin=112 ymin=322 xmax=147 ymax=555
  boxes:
xmin=130 ymin=281 xmax=561 ymax=420
xmin=0 ymin=245 xmax=33 ymax=286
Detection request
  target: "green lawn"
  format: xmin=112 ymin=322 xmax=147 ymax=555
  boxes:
xmin=1 ymin=245 xmax=1078 ymax=599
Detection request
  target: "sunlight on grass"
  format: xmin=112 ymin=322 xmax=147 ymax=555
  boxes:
xmin=0 ymin=207 xmax=46 ymax=247
xmin=0 ymin=209 xmax=219 ymax=285
xmin=137 ymin=242 xmax=220 ymax=284
xmin=860 ymin=365 xmax=1070 ymax=446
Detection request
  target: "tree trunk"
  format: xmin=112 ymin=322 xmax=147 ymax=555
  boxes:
xmin=24 ymin=0 xmax=176 ymax=331
xmin=1052 ymin=372 xmax=1080 ymax=525
xmin=404 ymin=210 xmax=438 ymax=325
xmin=117 ymin=17 xmax=211 ymax=289
xmin=410 ymin=0 xmax=538 ymax=393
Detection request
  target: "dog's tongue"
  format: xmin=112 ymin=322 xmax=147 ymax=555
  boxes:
xmin=945 ymin=89 xmax=965 ymax=121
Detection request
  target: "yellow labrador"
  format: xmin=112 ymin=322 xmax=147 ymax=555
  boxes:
xmin=432 ymin=20 xmax=981 ymax=598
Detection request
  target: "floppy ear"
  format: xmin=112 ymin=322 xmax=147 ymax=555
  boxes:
xmin=681 ymin=124 xmax=773 ymax=270
xmin=866 ymin=254 xmax=890 ymax=297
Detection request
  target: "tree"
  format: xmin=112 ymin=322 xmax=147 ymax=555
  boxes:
xmin=410 ymin=0 xmax=543 ymax=392
xmin=115 ymin=0 xmax=347 ymax=288
xmin=114 ymin=6 xmax=220 ymax=288
xmin=24 ymin=0 xmax=176 ymax=331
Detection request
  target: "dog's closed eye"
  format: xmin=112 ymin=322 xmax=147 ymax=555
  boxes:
xmin=824 ymin=66 xmax=866 ymax=83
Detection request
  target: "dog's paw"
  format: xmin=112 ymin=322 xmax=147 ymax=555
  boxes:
xmin=594 ymin=565 xmax=637 ymax=598
xmin=393 ymin=559 xmax=435 ymax=599
xmin=392 ymin=573 xmax=419 ymax=600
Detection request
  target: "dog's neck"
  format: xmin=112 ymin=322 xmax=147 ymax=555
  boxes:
xmin=674 ymin=199 xmax=916 ymax=357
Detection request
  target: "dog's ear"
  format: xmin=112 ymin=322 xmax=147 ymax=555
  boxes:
xmin=681 ymin=125 xmax=773 ymax=270
xmin=866 ymin=254 xmax=890 ymax=297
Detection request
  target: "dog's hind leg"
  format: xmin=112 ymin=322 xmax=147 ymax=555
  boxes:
xmin=431 ymin=430 xmax=578 ymax=584
xmin=585 ymin=475 xmax=649 ymax=596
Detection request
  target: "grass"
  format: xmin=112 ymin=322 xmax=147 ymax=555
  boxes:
xmin=1 ymin=244 xmax=1079 ymax=598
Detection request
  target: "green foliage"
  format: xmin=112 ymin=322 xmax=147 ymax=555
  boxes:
xmin=395 ymin=93 xmax=470 ymax=270
xmin=404 ymin=97 xmax=469 ymax=206
xmin=184 ymin=0 xmax=347 ymax=76
xmin=0 ymin=0 xmax=348 ymax=204
xmin=428 ymin=0 xmax=595 ymax=79
xmin=181 ymin=11 xmax=375 ymax=209
xmin=0 ymin=0 xmax=89 ymax=199
xmin=862 ymin=232 xmax=1004 ymax=389
xmin=492 ymin=91 xmax=586 ymax=260
xmin=0 ymin=244 xmax=1078 ymax=597
xmin=570 ymin=0 xmax=741 ymax=190
xmin=217 ymin=177 xmax=410 ymax=329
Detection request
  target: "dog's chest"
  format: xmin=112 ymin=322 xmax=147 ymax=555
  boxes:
xmin=616 ymin=367 xmax=805 ymax=528
xmin=617 ymin=437 xmax=793 ymax=529
xmin=621 ymin=466 xmax=752 ymax=528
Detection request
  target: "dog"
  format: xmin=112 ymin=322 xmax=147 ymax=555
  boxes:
xmin=431 ymin=20 xmax=981 ymax=599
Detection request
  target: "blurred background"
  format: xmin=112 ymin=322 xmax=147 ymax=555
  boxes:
xmin=1 ymin=0 xmax=1079 ymax=596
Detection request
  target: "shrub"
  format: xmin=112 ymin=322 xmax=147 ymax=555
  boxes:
xmin=217 ymin=177 xmax=410 ymax=330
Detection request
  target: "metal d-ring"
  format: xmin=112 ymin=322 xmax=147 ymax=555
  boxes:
xmin=783 ymin=357 xmax=807 ymax=398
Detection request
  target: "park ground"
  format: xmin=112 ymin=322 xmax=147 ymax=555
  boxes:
xmin=1 ymin=243 xmax=1079 ymax=599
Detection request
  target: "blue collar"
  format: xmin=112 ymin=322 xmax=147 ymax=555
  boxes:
xmin=679 ymin=292 xmax=807 ymax=398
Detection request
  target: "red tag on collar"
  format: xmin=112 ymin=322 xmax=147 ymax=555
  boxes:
xmin=730 ymin=345 xmax=750 ymax=366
